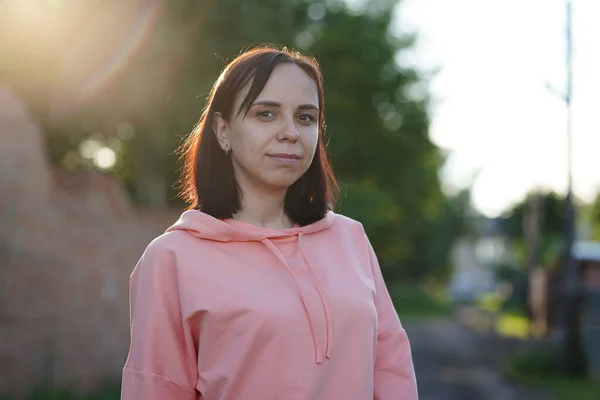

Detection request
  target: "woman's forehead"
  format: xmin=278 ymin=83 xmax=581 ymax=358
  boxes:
xmin=241 ymin=65 xmax=318 ymax=108
xmin=260 ymin=64 xmax=318 ymax=97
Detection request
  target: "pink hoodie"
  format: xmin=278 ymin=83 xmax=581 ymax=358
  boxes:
xmin=121 ymin=210 xmax=418 ymax=399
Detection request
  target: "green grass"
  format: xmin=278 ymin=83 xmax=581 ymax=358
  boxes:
xmin=389 ymin=282 xmax=452 ymax=320
xmin=548 ymin=379 xmax=600 ymax=400
xmin=506 ymin=343 xmax=600 ymax=400
xmin=476 ymin=292 xmax=504 ymax=313
xmin=509 ymin=374 xmax=600 ymax=400
xmin=470 ymin=292 xmax=532 ymax=338
xmin=0 ymin=382 xmax=121 ymax=400
xmin=529 ymin=378 xmax=600 ymax=400
xmin=495 ymin=312 xmax=531 ymax=338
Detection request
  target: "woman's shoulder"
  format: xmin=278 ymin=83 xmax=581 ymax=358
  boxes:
xmin=140 ymin=229 xmax=197 ymax=260
xmin=328 ymin=211 xmax=368 ymax=239
xmin=329 ymin=211 xmax=365 ymax=230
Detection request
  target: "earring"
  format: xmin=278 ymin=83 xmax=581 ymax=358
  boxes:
xmin=224 ymin=143 xmax=230 ymax=154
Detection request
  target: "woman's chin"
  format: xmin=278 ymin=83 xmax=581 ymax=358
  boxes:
xmin=260 ymin=176 xmax=302 ymax=192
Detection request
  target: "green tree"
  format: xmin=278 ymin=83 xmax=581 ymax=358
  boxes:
xmin=588 ymin=193 xmax=600 ymax=241
xmin=302 ymin=2 xmax=447 ymax=278
xmin=503 ymin=191 xmax=566 ymax=269
xmin=2 ymin=0 xmax=460 ymax=280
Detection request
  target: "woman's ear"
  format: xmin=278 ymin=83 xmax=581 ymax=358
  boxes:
xmin=212 ymin=112 xmax=230 ymax=151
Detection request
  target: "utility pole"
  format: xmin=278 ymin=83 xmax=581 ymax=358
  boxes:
xmin=556 ymin=0 xmax=584 ymax=376
xmin=563 ymin=0 xmax=575 ymax=291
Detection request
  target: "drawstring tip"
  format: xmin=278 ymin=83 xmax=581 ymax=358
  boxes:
xmin=315 ymin=349 xmax=323 ymax=364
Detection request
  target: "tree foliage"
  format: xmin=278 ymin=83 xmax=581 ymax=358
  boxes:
xmin=587 ymin=193 xmax=600 ymax=241
xmin=502 ymin=191 xmax=566 ymax=269
xmin=1 ymin=0 xmax=463 ymax=280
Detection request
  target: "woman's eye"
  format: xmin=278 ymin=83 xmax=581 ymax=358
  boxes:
xmin=257 ymin=111 xmax=274 ymax=119
xmin=298 ymin=114 xmax=316 ymax=124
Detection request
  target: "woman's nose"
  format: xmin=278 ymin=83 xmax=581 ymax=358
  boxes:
xmin=278 ymin=116 xmax=300 ymax=142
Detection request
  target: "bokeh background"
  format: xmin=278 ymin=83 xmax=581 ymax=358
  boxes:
xmin=1 ymin=0 xmax=599 ymax=399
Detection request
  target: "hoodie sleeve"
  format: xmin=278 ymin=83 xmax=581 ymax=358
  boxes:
xmin=367 ymin=240 xmax=419 ymax=400
xmin=121 ymin=244 xmax=198 ymax=400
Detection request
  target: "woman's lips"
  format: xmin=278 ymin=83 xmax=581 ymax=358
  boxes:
xmin=268 ymin=153 xmax=301 ymax=165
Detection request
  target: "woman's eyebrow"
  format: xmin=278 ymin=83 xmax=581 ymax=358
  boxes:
xmin=251 ymin=100 xmax=319 ymax=111
xmin=252 ymin=100 xmax=281 ymax=108
xmin=297 ymin=104 xmax=319 ymax=111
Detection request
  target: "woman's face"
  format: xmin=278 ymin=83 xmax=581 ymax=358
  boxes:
xmin=213 ymin=63 xmax=320 ymax=196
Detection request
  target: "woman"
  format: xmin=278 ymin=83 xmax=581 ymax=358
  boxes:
xmin=121 ymin=46 xmax=418 ymax=399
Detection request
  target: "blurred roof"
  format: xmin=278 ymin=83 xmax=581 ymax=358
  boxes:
xmin=573 ymin=241 xmax=600 ymax=262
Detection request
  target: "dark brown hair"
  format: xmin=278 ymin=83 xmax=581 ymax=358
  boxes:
xmin=177 ymin=46 xmax=339 ymax=226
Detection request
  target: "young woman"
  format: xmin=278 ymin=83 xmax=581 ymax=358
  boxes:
xmin=121 ymin=46 xmax=418 ymax=400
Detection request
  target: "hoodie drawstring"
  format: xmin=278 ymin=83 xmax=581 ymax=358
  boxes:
xmin=261 ymin=236 xmax=332 ymax=364
xmin=298 ymin=232 xmax=332 ymax=360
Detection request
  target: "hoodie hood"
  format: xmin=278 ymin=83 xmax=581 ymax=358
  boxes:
xmin=166 ymin=209 xmax=336 ymax=364
xmin=166 ymin=209 xmax=336 ymax=242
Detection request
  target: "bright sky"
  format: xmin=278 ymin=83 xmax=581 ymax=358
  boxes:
xmin=394 ymin=0 xmax=600 ymax=217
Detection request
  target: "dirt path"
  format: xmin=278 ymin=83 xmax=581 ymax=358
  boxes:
xmin=404 ymin=316 xmax=553 ymax=400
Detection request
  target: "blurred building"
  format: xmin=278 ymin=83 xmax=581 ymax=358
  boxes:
xmin=573 ymin=240 xmax=600 ymax=379
xmin=449 ymin=217 xmax=512 ymax=301
xmin=0 ymin=87 xmax=178 ymax=397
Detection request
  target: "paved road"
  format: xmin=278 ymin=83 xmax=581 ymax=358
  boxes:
xmin=404 ymin=318 xmax=553 ymax=400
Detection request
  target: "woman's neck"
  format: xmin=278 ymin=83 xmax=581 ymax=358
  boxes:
xmin=232 ymin=185 xmax=293 ymax=230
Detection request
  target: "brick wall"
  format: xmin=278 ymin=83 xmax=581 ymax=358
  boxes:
xmin=0 ymin=87 xmax=181 ymax=397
